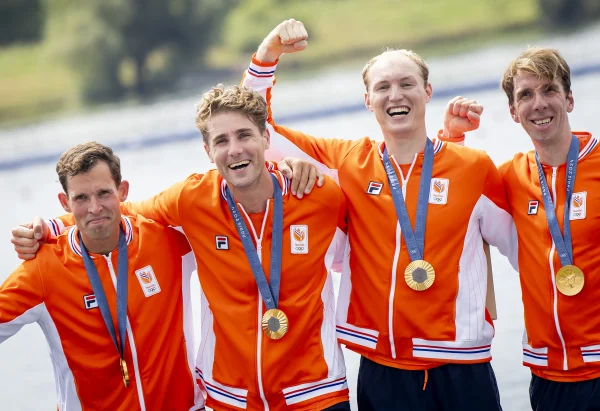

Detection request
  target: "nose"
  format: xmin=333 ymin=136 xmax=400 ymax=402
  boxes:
xmin=531 ymin=90 xmax=548 ymax=111
xmin=227 ymin=138 xmax=244 ymax=157
xmin=389 ymin=84 xmax=403 ymax=102
xmin=89 ymin=196 xmax=103 ymax=214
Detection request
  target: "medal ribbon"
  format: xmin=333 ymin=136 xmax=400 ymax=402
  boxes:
xmin=383 ymin=138 xmax=434 ymax=261
xmin=80 ymin=229 xmax=128 ymax=363
xmin=225 ymin=174 xmax=283 ymax=309
xmin=535 ymin=135 xmax=579 ymax=267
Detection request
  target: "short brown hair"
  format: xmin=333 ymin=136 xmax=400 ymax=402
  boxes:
xmin=56 ymin=142 xmax=122 ymax=194
xmin=501 ymin=47 xmax=571 ymax=106
xmin=195 ymin=84 xmax=268 ymax=145
xmin=362 ymin=48 xmax=430 ymax=91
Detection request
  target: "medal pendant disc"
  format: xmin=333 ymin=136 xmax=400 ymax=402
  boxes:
xmin=404 ymin=260 xmax=435 ymax=291
xmin=556 ymin=265 xmax=584 ymax=296
xmin=120 ymin=358 xmax=130 ymax=388
xmin=261 ymin=309 xmax=289 ymax=339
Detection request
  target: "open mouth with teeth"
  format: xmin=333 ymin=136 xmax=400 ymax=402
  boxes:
xmin=387 ymin=107 xmax=410 ymax=117
xmin=532 ymin=117 xmax=552 ymax=126
xmin=229 ymin=160 xmax=250 ymax=170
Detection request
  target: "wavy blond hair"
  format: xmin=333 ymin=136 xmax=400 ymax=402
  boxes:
xmin=195 ymin=84 xmax=268 ymax=145
xmin=502 ymin=47 xmax=571 ymax=106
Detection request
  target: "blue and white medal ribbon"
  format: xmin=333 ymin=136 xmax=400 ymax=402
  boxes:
xmin=225 ymin=174 xmax=288 ymax=339
xmin=535 ymin=135 xmax=584 ymax=296
xmin=80 ymin=229 xmax=130 ymax=387
xmin=383 ymin=138 xmax=436 ymax=291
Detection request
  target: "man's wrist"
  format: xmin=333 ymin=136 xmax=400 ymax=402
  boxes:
xmin=255 ymin=45 xmax=281 ymax=63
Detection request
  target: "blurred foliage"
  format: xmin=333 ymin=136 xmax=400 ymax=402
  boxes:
xmin=212 ymin=0 xmax=539 ymax=68
xmin=7 ymin=0 xmax=600 ymax=127
xmin=44 ymin=0 xmax=237 ymax=102
xmin=0 ymin=0 xmax=44 ymax=45
xmin=539 ymin=0 xmax=600 ymax=26
xmin=0 ymin=44 xmax=77 ymax=126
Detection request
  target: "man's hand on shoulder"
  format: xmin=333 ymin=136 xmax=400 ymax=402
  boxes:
xmin=442 ymin=96 xmax=484 ymax=138
xmin=256 ymin=19 xmax=308 ymax=63
xmin=11 ymin=216 xmax=49 ymax=260
xmin=278 ymin=157 xmax=324 ymax=199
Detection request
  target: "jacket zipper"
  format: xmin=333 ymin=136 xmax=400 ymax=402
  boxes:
xmin=239 ymin=202 xmax=271 ymax=409
xmin=548 ymin=167 xmax=568 ymax=370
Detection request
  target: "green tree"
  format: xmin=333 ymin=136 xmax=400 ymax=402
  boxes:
xmin=0 ymin=0 xmax=44 ymax=45
xmin=539 ymin=0 xmax=600 ymax=27
xmin=45 ymin=0 xmax=236 ymax=102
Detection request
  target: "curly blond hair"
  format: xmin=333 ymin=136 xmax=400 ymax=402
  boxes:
xmin=195 ymin=84 xmax=268 ymax=145
xmin=502 ymin=47 xmax=571 ymax=106
xmin=362 ymin=48 xmax=430 ymax=91
xmin=56 ymin=142 xmax=122 ymax=194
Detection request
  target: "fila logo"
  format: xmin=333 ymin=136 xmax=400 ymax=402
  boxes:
xmin=83 ymin=294 xmax=98 ymax=310
xmin=215 ymin=235 xmax=229 ymax=250
xmin=528 ymin=200 xmax=539 ymax=215
xmin=135 ymin=265 xmax=161 ymax=298
xmin=569 ymin=191 xmax=587 ymax=220
xmin=290 ymin=225 xmax=308 ymax=254
xmin=428 ymin=178 xmax=449 ymax=205
xmin=366 ymin=181 xmax=383 ymax=195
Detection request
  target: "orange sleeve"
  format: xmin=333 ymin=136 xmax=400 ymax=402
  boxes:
xmin=120 ymin=177 xmax=191 ymax=227
xmin=242 ymin=54 xmax=359 ymax=170
xmin=0 ymin=263 xmax=44 ymax=342
xmin=436 ymin=129 xmax=465 ymax=145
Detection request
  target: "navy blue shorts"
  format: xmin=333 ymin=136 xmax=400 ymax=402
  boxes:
xmin=357 ymin=356 xmax=502 ymax=410
xmin=323 ymin=401 xmax=351 ymax=410
xmin=530 ymin=373 xmax=600 ymax=410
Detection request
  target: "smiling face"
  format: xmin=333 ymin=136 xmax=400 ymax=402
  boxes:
xmin=58 ymin=161 xmax=129 ymax=252
xmin=364 ymin=51 xmax=432 ymax=141
xmin=509 ymin=70 xmax=574 ymax=146
xmin=204 ymin=110 xmax=270 ymax=190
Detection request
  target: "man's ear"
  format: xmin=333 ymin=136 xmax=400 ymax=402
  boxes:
xmin=58 ymin=192 xmax=71 ymax=212
xmin=118 ymin=180 xmax=130 ymax=202
xmin=566 ymin=90 xmax=574 ymax=113
xmin=425 ymin=83 xmax=433 ymax=103
xmin=364 ymin=91 xmax=373 ymax=112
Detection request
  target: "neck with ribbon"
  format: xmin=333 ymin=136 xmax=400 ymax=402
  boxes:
xmin=225 ymin=173 xmax=288 ymax=339
xmin=79 ymin=228 xmax=130 ymax=387
xmin=383 ymin=138 xmax=436 ymax=291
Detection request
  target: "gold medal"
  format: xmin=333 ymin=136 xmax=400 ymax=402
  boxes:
xmin=261 ymin=309 xmax=289 ymax=339
xmin=404 ymin=260 xmax=435 ymax=291
xmin=556 ymin=265 xmax=584 ymax=296
xmin=120 ymin=358 xmax=130 ymax=388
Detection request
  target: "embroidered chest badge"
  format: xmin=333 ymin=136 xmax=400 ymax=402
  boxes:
xmin=528 ymin=200 xmax=539 ymax=215
xmin=428 ymin=178 xmax=449 ymax=205
xmin=366 ymin=181 xmax=384 ymax=195
xmin=570 ymin=192 xmax=587 ymax=220
xmin=290 ymin=225 xmax=308 ymax=254
xmin=135 ymin=265 xmax=161 ymax=297
xmin=215 ymin=235 xmax=229 ymax=250
xmin=83 ymin=294 xmax=98 ymax=310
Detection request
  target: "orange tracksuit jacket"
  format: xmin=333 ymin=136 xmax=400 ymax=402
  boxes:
xmin=499 ymin=131 xmax=599 ymax=382
xmin=441 ymin=131 xmax=600 ymax=382
xmin=0 ymin=216 xmax=202 ymax=411
xmin=242 ymin=57 xmax=519 ymax=371
xmin=51 ymin=170 xmax=349 ymax=410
